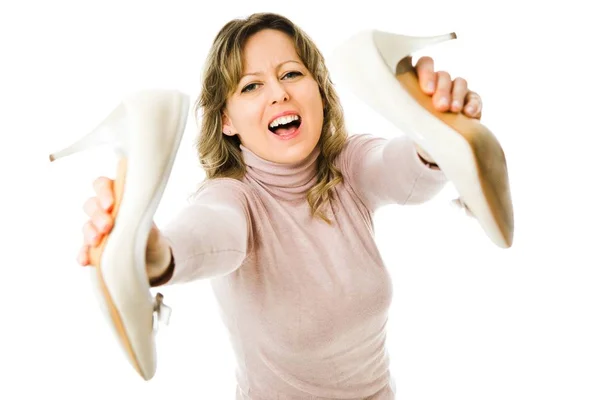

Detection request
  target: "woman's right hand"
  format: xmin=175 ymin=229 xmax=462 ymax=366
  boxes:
xmin=77 ymin=176 xmax=116 ymax=266
xmin=77 ymin=176 xmax=171 ymax=279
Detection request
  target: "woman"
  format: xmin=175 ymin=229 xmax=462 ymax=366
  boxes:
xmin=78 ymin=12 xmax=483 ymax=400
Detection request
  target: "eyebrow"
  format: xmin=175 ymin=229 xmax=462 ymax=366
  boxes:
xmin=241 ymin=60 xmax=303 ymax=79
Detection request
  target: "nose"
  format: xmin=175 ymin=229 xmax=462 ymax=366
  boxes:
xmin=270 ymin=81 xmax=289 ymax=104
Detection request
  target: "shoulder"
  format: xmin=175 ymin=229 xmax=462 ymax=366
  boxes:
xmin=190 ymin=177 xmax=254 ymax=206
xmin=335 ymin=133 xmax=387 ymax=170
xmin=196 ymin=176 xmax=249 ymax=192
xmin=340 ymin=132 xmax=386 ymax=156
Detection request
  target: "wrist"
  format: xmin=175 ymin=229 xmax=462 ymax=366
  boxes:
xmin=146 ymin=235 xmax=173 ymax=279
xmin=148 ymin=247 xmax=175 ymax=287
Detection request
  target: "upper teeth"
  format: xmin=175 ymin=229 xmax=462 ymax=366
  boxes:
xmin=269 ymin=114 xmax=299 ymax=129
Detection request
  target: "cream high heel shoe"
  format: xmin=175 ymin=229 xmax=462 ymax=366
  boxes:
xmin=49 ymin=89 xmax=190 ymax=380
xmin=329 ymin=30 xmax=514 ymax=249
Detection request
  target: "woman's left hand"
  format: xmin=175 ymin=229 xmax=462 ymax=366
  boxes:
xmin=412 ymin=55 xmax=483 ymax=164
xmin=415 ymin=56 xmax=482 ymax=120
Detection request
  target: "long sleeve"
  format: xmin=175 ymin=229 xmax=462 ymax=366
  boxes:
xmin=339 ymin=133 xmax=448 ymax=212
xmin=159 ymin=178 xmax=252 ymax=285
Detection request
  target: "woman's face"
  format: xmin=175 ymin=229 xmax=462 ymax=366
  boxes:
xmin=222 ymin=29 xmax=324 ymax=164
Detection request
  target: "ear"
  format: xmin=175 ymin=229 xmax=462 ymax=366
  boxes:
xmin=221 ymin=110 xmax=236 ymax=137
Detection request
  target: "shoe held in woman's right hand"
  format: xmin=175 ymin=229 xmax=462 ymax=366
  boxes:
xmin=49 ymin=89 xmax=189 ymax=381
xmin=77 ymin=175 xmax=170 ymax=275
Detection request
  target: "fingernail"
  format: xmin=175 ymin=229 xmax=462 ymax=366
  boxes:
xmin=427 ymin=81 xmax=435 ymax=92
xmin=438 ymin=97 xmax=448 ymax=107
xmin=452 ymin=100 xmax=461 ymax=110
xmin=466 ymin=105 xmax=476 ymax=114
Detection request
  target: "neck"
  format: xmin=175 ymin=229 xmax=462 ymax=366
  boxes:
xmin=240 ymin=144 xmax=320 ymax=201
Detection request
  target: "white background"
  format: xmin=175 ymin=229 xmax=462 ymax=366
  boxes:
xmin=2 ymin=0 xmax=599 ymax=399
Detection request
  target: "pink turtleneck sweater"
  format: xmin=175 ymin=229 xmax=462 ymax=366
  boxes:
xmin=160 ymin=133 xmax=447 ymax=399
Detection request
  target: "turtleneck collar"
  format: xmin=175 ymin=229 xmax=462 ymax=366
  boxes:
xmin=240 ymin=144 xmax=320 ymax=201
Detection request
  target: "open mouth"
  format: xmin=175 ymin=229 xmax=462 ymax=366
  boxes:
xmin=268 ymin=115 xmax=302 ymax=137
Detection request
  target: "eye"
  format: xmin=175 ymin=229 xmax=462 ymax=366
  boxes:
xmin=241 ymin=82 xmax=260 ymax=93
xmin=282 ymin=71 xmax=302 ymax=80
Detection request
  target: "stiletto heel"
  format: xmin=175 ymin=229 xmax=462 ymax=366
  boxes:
xmin=49 ymin=89 xmax=190 ymax=380
xmin=329 ymin=30 xmax=514 ymax=249
xmin=49 ymin=103 xmax=126 ymax=161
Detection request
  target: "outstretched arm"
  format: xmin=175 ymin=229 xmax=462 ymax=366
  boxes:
xmin=339 ymin=133 xmax=448 ymax=212
xmin=150 ymin=179 xmax=251 ymax=286
xmin=338 ymin=56 xmax=485 ymax=212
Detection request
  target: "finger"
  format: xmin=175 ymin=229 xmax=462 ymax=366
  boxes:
xmin=83 ymin=197 xmax=113 ymax=233
xmin=92 ymin=177 xmax=114 ymax=211
xmin=433 ymin=71 xmax=452 ymax=111
xmin=450 ymin=77 xmax=468 ymax=113
xmin=414 ymin=56 xmax=436 ymax=94
xmin=83 ymin=196 xmax=101 ymax=218
xmin=77 ymin=245 xmax=90 ymax=266
xmin=82 ymin=221 xmax=101 ymax=247
xmin=464 ymin=91 xmax=482 ymax=118
xmin=91 ymin=208 xmax=113 ymax=234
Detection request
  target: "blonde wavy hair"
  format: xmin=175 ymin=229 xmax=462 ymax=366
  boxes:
xmin=194 ymin=12 xmax=348 ymax=223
